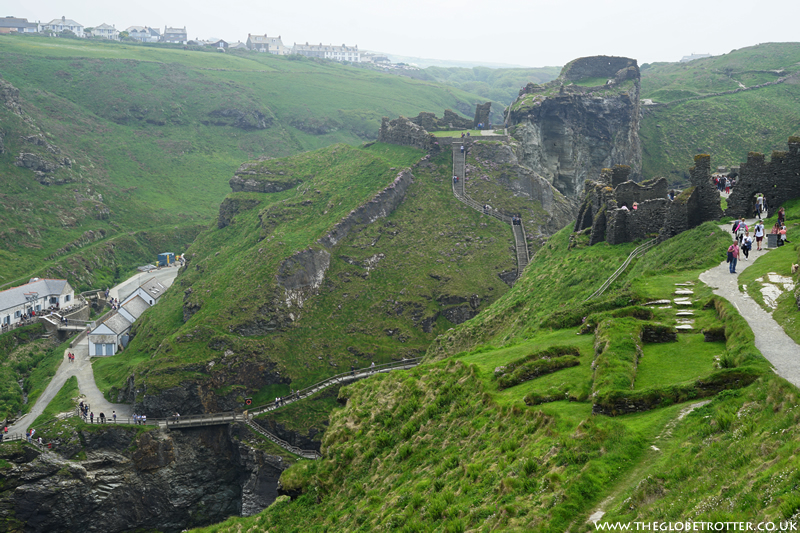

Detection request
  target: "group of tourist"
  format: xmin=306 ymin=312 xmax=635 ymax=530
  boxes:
xmin=727 ymin=207 xmax=789 ymax=274
xmin=66 ymin=351 xmax=76 ymax=363
xmin=132 ymin=413 xmax=147 ymax=425
xmin=714 ymin=174 xmax=735 ymax=193
xmin=512 ymin=215 xmax=523 ymax=226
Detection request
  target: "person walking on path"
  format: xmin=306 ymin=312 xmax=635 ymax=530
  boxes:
xmin=735 ymin=217 xmax=748 ymax=245
xmin=742 ymin=233 xmax=752 ymax=261
xmin=754 ymin=221 xmax=765 ymax=251
xmin=727 ymin=241 xmax=739 ymax=274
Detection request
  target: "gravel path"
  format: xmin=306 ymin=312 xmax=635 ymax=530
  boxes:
xmin=6 ymin=268 xmax=180 ymax=436
xmin=699 ymin=220 xmax=800 ymax=388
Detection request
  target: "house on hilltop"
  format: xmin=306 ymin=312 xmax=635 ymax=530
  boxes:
xmin=91 ymin=23 xmax=119 ymax=40
xmin=88 ymin=313 xmax=131 ymax=356
xmin=292 ymin=42 xmax=360 ymax=62
xmin=42 ymin=16 xmax=84 ymax=37
xmin=162 ymin=26 xmax=187 ymax=44
xmin=247 ymin=34 xmax=289 ymax=55
xmin=125 ymin=26 xmax=160 ymax=42
xmin=0 ymin=16 xmax=39 ymax=34
xmin=0 ymin=278 xmax=75 ymax=328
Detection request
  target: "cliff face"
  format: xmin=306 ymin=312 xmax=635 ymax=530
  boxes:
xmin=0 ymin=425 xmax=288 ymax=533
xmin=506 ymin=56 xmax=642 ymax=199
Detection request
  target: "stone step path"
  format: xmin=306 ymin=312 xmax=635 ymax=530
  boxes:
xmin=451 ymin=143 xmax=529 ymax=277
xmin=246 ymin=419 xmax=321 ymax=460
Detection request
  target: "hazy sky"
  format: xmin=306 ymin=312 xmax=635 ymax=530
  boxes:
xmin=7 ymin=0 xmax=799 ymax=67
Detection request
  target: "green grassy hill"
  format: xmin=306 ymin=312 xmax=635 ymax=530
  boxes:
xmin=191 ymin=219 xmax=798 ymax=532
xmin=0 ymin=35 xmax=491 ymax=288
xmin=639 ymin=43 xmax=800 ymax=181
xmin=92 ymin=142 xmax=524 ymax=418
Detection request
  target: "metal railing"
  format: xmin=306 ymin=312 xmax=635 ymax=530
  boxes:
xmin=246 ymin=419 xmax=321 ymax=460
xmin=451 ymin=143 xmax=529 ymax=275
xmin=249 ymin=358 xmax=422 ymax=416
xmin=584 ymin=239 xmax=657 ymax=301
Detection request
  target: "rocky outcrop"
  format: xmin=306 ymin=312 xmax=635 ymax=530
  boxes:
xmin=378 ymin=116 xmax=438 ymax=151
xmin=0 ymin=424 xmax=288 ymax=532
xmin=204 ymin=108 xmax=274 ymax=130
xmin=277 ymin=248 xmax=332 ymax=309
xmin=45 ymin=229 xmax=107 ymax=261
xmin=229 ymin=160 xmax=302 ymax=194
xmin=318 ymin=169 xmax=414 ymax=248
xmin=218 ymin=197 xmax=260 ymax=228
xmin=507 ymin=56 xmax=642 ymax=199
xmin=465 ymin=141 xmax=576 ymax=235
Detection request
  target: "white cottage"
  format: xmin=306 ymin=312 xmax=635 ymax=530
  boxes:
xmin=121 ymin=277 xmax=167 ymax=307
xmin=0 ymin=278 xmax=75 ymax=328
xmin=88 ymin=313 xmax=132 ymax=356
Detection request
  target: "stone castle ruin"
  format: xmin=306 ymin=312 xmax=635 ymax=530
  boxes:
xmin=574 ymin=166 xmax=670 ymax=245
xmin=574 ymin=140 xmax=800 ymax=246
xmin=725 ymin=138 xmax=800 ymax=218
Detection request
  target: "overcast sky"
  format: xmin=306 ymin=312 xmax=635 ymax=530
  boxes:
xmin=7 ymin=0 xmax=799 ymax=67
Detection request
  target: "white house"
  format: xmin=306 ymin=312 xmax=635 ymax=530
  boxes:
xmin=292 ymin=42 xmax=360 ymax=62
xmin=162 ymin=26 xmax=187 ymax=44
xmin=88 ymin=313 xmax=132 ymax=356
xmin=92 ymin=23 xmax=119 ymax=40
xmin=120 ymin=277 xmax=168 ymax=307
xmin=0 ymin=278 xmax=75 ymax=328
xmin=42 ymin=16 xmax=84 ymax=37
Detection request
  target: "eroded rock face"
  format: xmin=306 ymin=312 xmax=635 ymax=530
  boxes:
xmin=507 ymin=56 xmax=642 ymax=199
xmin=0 ymin=425 xmax=288 ymax=533
xmin=217 ymin=197 xmax=260 ymax=228
xmin=277 ymin=248 xmax=332 ymax=309
xmin=378 ymin=116 xmax=438 ymax=151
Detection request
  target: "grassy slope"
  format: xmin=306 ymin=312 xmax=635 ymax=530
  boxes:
xmin=194 ymin=219 xmax=793 ymax=532
xmin=639 ymin=43 xmax=800 ymax=181
xmin=93 ymin=143 xmax=517 ymax=403
xmin=0 ymin=35 xmax=491 ymax=287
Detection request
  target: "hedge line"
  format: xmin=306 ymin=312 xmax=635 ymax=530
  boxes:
xmin=495 ymin=345 xmax=580 ymax=378
xmin=592 ymin=318 xmax=643 ymax=397
xmin=540 ymin=291 xmax=640 ymax=330
xmin=593 ymin=366 xmax=764 ymax=416
xmin=497 ymin=356 xmax=580 ymax=390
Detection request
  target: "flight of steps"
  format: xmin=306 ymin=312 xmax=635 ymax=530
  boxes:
xmin=451 ymin=142 xmax=528 ymax=278
xmin=245 ymin=419 xmax=321 ymax=460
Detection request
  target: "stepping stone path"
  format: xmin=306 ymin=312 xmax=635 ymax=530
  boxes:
xmin=675 ymin=282 xmax=694 ymax=286
xmin=676 ymin=319 xmax=694 ymax=324
xmin=675 ymin=324 xmax=694 ymax=331
xmin=645 ymin=299 xmax=671 ymax=306
xmin=674 ymin=289 xmax=694 ymax=295
xmin=676 ymin=311 xmax=694 ymax=316
xmin=674 ymin=300 xmax=693 ymax=306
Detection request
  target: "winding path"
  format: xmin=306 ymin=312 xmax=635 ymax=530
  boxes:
xmin=451 ymin=141 xmax=529 ymax=276
xmin=5 ymin=267 xmax=180 ymax=437
xmin=699 ymin=220 xmax=800 ymax=388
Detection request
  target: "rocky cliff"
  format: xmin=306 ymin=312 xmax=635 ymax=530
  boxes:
xmin=506 ymin=56 xmax=642 ymax=199
xmin=0 ymin=424 xmax=288 ymax=532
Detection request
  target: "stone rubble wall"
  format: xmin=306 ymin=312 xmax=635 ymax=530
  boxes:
xmin=725 ymin=139 xmax=800 ymax=218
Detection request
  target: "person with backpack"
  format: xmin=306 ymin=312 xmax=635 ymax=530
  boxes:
xmin=727 ymin=241 xmax=739 ymax=274
xmin=735 ymin=218 xmax=747 ymax=245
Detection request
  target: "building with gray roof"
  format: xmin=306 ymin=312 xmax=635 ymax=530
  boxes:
xmin=0 ymin=278 xmax=74 ymax=328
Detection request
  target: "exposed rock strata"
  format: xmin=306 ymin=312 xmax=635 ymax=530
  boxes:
xmin=507 ymin=56 xmax=642 ymax=199
xmin=0 ymin=425 xmax=288 ymax=532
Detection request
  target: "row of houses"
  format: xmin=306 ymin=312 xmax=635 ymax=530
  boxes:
xmin=0 ymin=16 xmax=371 ymax=63
xmin=87 ymin=277 xmax=167 ymax=356
xmin=0 ymin=15 xmax=186 ymax=43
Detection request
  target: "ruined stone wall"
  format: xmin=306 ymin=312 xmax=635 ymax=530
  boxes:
xmin=408 ymin=110 xmax=472 ymax=132
xmin=607 ymin=199 xmax=668 ymax=245
xmin=473 ymin=102 xmax=491 ymax=128
xmin=614 ymin=177 xmax=668 ymax=208
xmin=725 ymin=138 xmax=800 ymax=218
xmin=378 ymin=116 xmax=437 ymax=151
